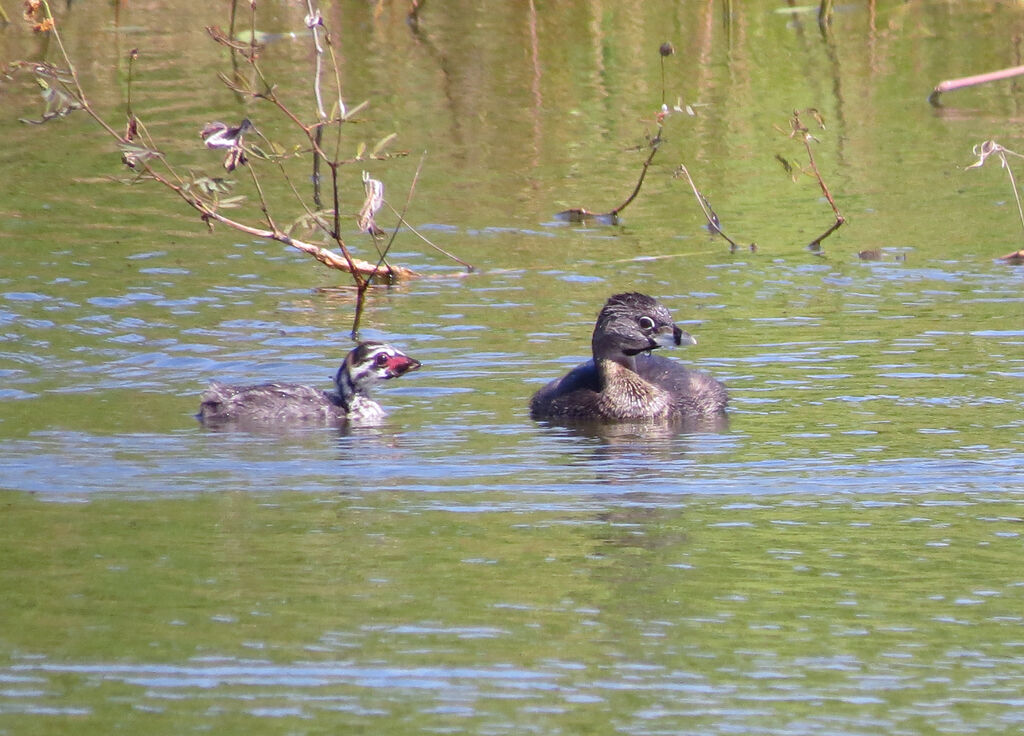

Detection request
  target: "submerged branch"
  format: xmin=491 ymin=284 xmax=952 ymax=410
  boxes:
xmin=556 ymin=45 xmax=677 ymax=226
xmin=609 ymin=130 xmax=662 ymax=218
xmin=929 ymin=64 xmax=1024 ymax=106
xmin=673 ymin=164 xmax=755 ymax=253
xmin=556 ymin=129 xmax=663 ymax=225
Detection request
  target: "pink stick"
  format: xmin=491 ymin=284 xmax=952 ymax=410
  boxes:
xmin=930 ymin=64 xmax=1024 ymax=104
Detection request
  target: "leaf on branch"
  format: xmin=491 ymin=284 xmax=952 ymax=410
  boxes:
xmin=287 ymin=209 xmax=334 ymax=237
xmin=357 ymin=172 xmax=385 ymax=235
xmin=206 ymin=26 xmax=262 ymax=59
xmin=214 ymin=195 xmax=246 ymax=209
xmin=18 ymin=77 xmax=82 ymax=124
xmin=25 ymin=63 xmax=74 ymax=85
xmin=216 ymin=71 xmax=257 ymax=97
xmin=183 ymin=174 xmax=245 ymax=210
xmin=340 ymin=99 xmax=369 ymax=121
xmin=355 ymin=141 xmax=366 ymax=160
xmin=372 ymin=132 xmax=398 ymax=156
xmin=245 ymin=142 xmax=281 ymax=162
xmin=119 ymin=140 xmax=162 ymax=169
xmin=775 ymin=153 xmax=797 ymax=180
xmin=40 ymin=82 xmax=78 ymax=113
xmin=186 ymin=176 xmax=230 ymax=196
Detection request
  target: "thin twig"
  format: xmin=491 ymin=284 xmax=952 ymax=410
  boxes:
xmin=385 ymin=203 xmax=473 ymax=270
xmin=790 ymin=108 xmax=845 ymax=250
xmin=966 ymin=140 xmax=1024 ymax=246
xmin=674 ymin=163 xmax=752 ymax=252
xmin=18 ymin=1 xmax=465 ymax=293
xmin=382 ymin=153 xmax=473 ymax=271
xmin=610 ymin=130 xmax=662 ymax=218
xmin=557 ymin=43 xmax=679 ymax=225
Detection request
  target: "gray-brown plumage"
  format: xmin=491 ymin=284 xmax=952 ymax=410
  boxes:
xmin=197 ymin=341 xmax=420 ymax=428
xmin=529 ymin=293 xmax=727 ymax=422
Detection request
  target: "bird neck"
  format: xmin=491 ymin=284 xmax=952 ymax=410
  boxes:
xmin=592 ymin=335 xmax=637 ymax=373
xmin=335 ymin=367 xmax=387 ymax=420
xmin=335 ymin=367 xmax=361 ymax=411
xmin=595 ymin=358 xmax=672 ymax=420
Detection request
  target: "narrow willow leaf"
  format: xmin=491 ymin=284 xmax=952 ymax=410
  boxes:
xmin=341 ymin=100 xmax=369 ymax=121
xmin=234 ymin=29 xmax=272 ymax=44
xmin=372 ymin=132 xmax=398 ymax=156
xmin=118 ymin=141 xmax=162 ymax=168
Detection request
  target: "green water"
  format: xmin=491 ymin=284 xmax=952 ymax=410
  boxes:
xmin=1 ymin=0 xmax=1023 ymax=733
xmin=3 ymin=492 xmax=1024 ymax=734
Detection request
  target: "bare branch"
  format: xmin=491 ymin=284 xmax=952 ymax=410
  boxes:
xmin=788 ymin=109 xmax=845 ymax=251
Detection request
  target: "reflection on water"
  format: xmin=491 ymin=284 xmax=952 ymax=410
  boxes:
xmin=3 ymin=491 xmax=1024 ymax=733
xmin=3 ymin=0 xmax=1024 ymax=733
xmin=534 ymin=413 xmax=730 ymax=441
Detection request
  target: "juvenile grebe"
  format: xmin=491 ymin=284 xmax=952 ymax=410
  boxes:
xmin=197 ymin=341 xmax=420 ymax=427
xmin=529 ymin=292 xmax=727 ymax=422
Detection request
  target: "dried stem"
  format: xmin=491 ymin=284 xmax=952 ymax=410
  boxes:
xmin=556 ymin=118 xmax=664 ymax=225
xmin=966 ymin=140 xmax=1024 ymax=245
xmin=386 ymin=152 xmax=473 ymax=270
xmin=611 ymin=131 xmax=661 ymax=218
xmin=673 ymin=164 xmax=753 ymax=252
xmin=818 ymin=0 xmax=834 ymax=29
xmin=19 ymin=2 xmax=451 ymax=289
xmin=788 ymin=108 xmax=845 ymax=250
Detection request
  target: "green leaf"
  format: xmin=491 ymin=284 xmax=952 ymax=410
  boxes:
xmin=341 ymin=99 xmax=369 ymax=121
xmin=372 ymin=132 xmax=398 ymax=156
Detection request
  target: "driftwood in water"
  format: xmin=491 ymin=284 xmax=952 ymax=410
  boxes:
xmin=929 ymin=65 xmax=1024 ymax=106
xmin=556 ymin=129 xmax=663 ymax=226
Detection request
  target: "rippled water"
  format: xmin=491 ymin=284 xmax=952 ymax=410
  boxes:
xmin=2 ymin=0 xmax=1024 ymax=733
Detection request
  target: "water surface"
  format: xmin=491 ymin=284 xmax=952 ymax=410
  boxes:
xmin=1 ymin=1 xmax=1023 ymax=733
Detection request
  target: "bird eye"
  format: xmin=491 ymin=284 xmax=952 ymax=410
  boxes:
xmin=374 ymin=353 xmax=390 ymax=367
xmin=637 ymin=316 xmax=656 ymax=331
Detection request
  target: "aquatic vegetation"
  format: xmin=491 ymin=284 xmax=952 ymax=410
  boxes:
xmin=6 ymin=0 xmax=471 ymax=334
xmin=776 ymin=108 xmax=846 ymax=253
xmin=967 ymin=139 xmax=1024 ymax=263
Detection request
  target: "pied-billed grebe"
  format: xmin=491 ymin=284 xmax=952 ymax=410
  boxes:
xmin=197 ymin=341 xmax=420 ymax=427
xmin=530 ymin=292 xmax=727 ymax=422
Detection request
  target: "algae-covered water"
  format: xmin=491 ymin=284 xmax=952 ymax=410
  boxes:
xmin=1 ymin=1 xmax=1023 ymax=733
